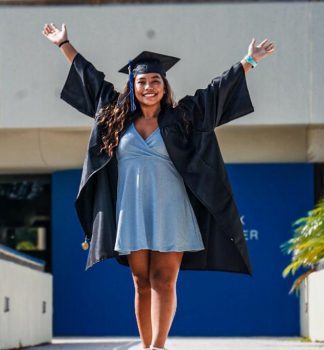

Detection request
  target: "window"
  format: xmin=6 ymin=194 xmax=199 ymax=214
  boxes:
xmin=0 ymin=175 xmax=51 ymax=272
xmin=315 ymin=163 xmax=324 ymax=204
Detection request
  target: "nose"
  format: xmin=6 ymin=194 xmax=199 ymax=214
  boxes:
xmin=144 ymin=82 xmax=154 ymax=90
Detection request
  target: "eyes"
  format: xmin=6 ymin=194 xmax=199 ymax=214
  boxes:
xmin=137 ymin=80 xmax=161 ymax=85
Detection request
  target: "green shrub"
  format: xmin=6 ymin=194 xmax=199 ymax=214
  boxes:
xmin=281 ymin=197 xmax=324 ymax=295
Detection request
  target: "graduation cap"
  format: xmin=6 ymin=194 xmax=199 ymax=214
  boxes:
xmin=118 ymin=51 xmax=180 ymax=112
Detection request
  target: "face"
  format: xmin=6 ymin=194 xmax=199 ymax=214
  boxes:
xmin=134 ymin=73 xmax=165 ymax=108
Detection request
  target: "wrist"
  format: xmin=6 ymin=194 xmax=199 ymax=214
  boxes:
xmin=249 ymin=54 xmax=259 ymax=63
xmin=57 ymin=39 xmax=69 ymax=48
xmin=244 ymin=54 xmax=257 ymax=68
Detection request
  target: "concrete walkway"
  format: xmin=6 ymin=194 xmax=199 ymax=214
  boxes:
xmin=26 ymin=337 xmax=324 ymax=350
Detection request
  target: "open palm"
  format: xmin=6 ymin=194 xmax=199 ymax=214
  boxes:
xmin=42 ymin=23 xmax=67 ymax=46
xmin=248 ymin=38 xmax=275 ymax=63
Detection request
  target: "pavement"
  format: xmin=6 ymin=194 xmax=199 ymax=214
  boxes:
xmin=25 ymin=337 xmax=324 ymax=350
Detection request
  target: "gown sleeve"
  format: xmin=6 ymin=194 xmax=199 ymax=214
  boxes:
xmin=60 ymin=52 xmax=119 ymax=118
xmin=178 ymin=61 xmax=254 ymax=131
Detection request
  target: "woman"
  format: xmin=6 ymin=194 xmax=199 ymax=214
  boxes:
xmin=42 ymin=23 xmax=275 ymax=350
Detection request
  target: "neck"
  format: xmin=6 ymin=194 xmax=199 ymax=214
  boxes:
xmin=140 ymin=104 xmax=161 ymax=120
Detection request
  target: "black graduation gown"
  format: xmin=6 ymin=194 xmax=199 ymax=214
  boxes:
xmin=60 ymin=52 xmax=255 ymax=275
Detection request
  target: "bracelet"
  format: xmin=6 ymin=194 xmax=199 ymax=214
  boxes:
xmin=58 ymin=40 xmax=69 ymax=48
xmin=244 ymin=55 xmax=257 ymax=68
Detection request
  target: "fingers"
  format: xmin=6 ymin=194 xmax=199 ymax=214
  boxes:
xmin=42 ymin=23 xmax=52 ymax=36
xmin=258 ymin=38 xmax=269 ymax=47
xmin=42 ymin=23 xmax=60 ymax=36
xmin=257 ymin=38 xmax=276 ymax=53
xmin=265 ymin=42 xmax=275 ymax=52
xmin=42 ymin=24 xmax=50 ymax=35
xmin=259 ymin=38 xmax=275 ymax=46
xmin=50 ymin=22 xmax=58 ymax=30
xmin=48 ymin=23 xmax=58 ymax=33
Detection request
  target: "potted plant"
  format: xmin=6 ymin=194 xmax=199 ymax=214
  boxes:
xmin=281 ymin=197 xmax=324 ymax=341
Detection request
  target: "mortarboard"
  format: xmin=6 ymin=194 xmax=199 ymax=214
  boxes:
xmin=118 ymin=51 xmax=180 ymax=112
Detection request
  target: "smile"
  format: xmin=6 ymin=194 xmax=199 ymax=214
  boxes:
xmin=143 ymin=93 xmax=157 ymax=97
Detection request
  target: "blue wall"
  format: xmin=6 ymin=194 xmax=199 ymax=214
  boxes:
xmin=52 ymin=163 xmax=314 ymax=336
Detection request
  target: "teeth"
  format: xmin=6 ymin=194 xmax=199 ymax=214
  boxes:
xmin=144 ymin=93 xmax=156 ymax=96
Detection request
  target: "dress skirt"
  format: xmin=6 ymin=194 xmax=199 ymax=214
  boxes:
xmin=114 ymin=121 xmax=205 ymax=255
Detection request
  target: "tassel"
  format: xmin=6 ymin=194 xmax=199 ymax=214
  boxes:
xmin=128 ymin=60 xmax=136 ymax=113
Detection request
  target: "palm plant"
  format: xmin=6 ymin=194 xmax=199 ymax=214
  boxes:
xmin=280 ymin=197 xmax=324 ymax=295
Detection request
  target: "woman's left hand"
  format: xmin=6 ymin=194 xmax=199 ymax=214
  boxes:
xmin=248 ymin=38 xmax=276 ymax=62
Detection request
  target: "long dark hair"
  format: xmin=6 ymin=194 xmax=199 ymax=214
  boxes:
xmin=96 ymin=75 xmax=190 ymax=157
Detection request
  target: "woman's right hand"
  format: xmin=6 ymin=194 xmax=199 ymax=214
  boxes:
xmin=42 ymin=23 xmax=67 ymax=46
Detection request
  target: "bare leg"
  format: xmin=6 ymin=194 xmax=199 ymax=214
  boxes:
xmin=149 ymin=251 xmax=183 ymax=349
xmin=128 ymin=249 xmax=152 ymax=349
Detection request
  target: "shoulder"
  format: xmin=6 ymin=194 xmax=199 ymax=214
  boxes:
xmin=167 ymin=104 xmax=193 ymax=136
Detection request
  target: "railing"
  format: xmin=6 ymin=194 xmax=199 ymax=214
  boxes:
xmin=0 ymin=244 xmax=45 ymax=271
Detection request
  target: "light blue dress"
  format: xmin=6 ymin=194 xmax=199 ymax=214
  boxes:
xmin=114 ymin=121 xmax=205 ymax=255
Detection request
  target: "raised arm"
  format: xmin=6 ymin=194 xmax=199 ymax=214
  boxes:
xmin=42 ymin=23 xmax=118 ymax=118
xmin=240 ymin=38 xmax=275 ymax=74
xmin=178 ymin=38 xmax=275 ymax=131
xmin=42 ymin=23 xmax=77 ymax=63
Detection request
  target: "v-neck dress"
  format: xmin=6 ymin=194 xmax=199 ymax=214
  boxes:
xmin=114 ymin=121 xmax=205 ymax=255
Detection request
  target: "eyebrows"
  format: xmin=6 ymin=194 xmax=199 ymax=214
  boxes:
xmin=135 ymin=74 xmax=162 ymax=82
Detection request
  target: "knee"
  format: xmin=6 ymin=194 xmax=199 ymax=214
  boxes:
xmin=150 ymin=270 xmax=176 ymax=292
xmin=132 ymin=273 xmax=151 ymax=295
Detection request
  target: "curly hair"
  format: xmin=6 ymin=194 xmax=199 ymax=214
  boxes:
xmin=96 ymin=75 xmax=191 ymax=158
